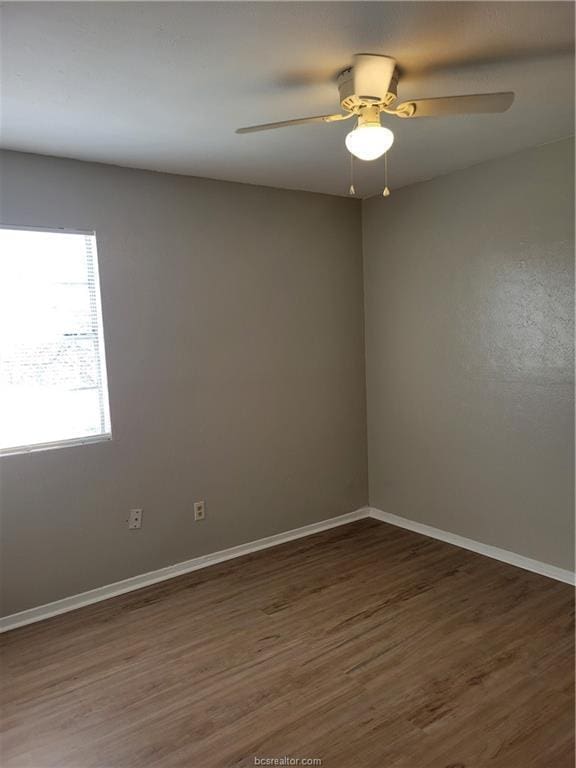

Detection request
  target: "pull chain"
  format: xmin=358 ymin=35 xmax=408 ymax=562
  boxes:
xmin=383 ymin=152 xmax=391 ymax=197
xmin=349 ymin=153 xmax=356 ymax=196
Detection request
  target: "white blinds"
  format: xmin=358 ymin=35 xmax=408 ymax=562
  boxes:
xmin=0 ymin=227 xmax=111 ymax=454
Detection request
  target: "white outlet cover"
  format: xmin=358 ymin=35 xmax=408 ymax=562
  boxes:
xmin=128 ymin=509 xmax=143 ymax=529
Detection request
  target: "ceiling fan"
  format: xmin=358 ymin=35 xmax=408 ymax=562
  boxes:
xmin=236 ymin=54 xmax=514 ymax=168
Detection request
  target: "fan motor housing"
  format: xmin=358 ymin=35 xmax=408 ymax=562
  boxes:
xmin=338 ymin=54 xmax=399 ymax=112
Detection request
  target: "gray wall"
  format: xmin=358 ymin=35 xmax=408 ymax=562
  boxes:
xmin=363 ymin=138 xmax=574 ymax=570
xmin=0 ymin=151 xmax=368 ymax=616
xmin=1 ymin=138 xmax=573 ymax=617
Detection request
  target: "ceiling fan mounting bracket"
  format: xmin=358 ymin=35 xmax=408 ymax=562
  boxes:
xmin=337 ymin=57 xmax=399 ymax=113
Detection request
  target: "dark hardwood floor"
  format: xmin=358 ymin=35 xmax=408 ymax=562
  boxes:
xmin=1 ymin=519 xmax=574 ymax=768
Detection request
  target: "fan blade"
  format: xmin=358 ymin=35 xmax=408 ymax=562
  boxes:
xmin=394 ymin=92 xmax=515 ymax=118
xmin=236 ymin=113 xmax=352 ymax=134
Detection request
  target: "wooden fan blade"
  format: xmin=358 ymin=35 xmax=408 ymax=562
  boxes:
xmin=395 ymin=92 xmax=515 ymax=118
xmin=236 ymin=113 xmax=352 ymax=134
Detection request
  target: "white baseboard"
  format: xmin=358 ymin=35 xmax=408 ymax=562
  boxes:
xmin=2 ymin=505 xmax=572 ymax=633
xmin=367 ymin=507 xmax=575 ymax=586
xmin=0 ymin=508 xmax=369 ymax=633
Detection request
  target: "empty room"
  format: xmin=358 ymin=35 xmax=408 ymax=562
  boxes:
xmin=0 ymin=2 xmax=574 ymax=767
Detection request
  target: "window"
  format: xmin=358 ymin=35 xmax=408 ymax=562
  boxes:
xmin=0 ymin=226 xmax=112 ymax=455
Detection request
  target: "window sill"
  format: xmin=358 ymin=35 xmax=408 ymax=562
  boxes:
xmin=0 ymin=434 xmax=113 ymax=458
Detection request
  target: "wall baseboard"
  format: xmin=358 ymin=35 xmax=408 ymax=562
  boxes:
xmin=0 ymin=508 xmax=369 ymax=633
xmin=367 ymin=507 xmax=575 ymax=586
xmin=2 ymin=505 xmax=572 ymax=633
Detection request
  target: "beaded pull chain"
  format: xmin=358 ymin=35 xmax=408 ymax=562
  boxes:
xmin=349 ymin=153 xmax=356 ymax=196
xmin=383 ymin=151 xmax=391 ymax=197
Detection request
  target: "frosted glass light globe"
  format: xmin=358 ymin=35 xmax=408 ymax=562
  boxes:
xmin=345 ymin=124 xmax=394 ymax=161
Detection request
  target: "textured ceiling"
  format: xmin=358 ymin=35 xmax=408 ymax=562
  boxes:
xmin=1 ymin=2 xmax=574 ymax=197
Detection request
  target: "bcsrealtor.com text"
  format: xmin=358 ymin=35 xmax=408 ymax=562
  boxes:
xmin=254 ymin=758 xmax=322 ymax=766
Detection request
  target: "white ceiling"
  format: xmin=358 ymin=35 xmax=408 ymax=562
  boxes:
xmin=1 ymin=2 xmax=574 ymax=198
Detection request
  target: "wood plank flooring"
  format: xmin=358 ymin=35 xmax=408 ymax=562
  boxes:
xmin=1 ymin=519 xmax=574 ymax=768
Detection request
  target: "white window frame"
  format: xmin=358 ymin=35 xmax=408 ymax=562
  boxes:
xmin=0 ymin=224 xmax=113 ymax=457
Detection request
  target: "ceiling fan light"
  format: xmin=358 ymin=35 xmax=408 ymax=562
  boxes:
xmin=345 ymin=123 xmax=394 ymax=161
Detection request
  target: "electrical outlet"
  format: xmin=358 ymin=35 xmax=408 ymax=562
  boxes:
xmin=193 ymin=501 xmax=205 ymax=521
xmin=128 ymin=508 xmax=143 ymax=529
